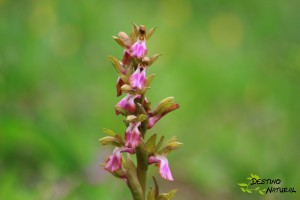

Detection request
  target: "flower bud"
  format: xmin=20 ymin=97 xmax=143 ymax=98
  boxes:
xmin=148 ymin=97 xmax=180 ymax=129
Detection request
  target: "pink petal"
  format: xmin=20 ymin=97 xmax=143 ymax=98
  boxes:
xmin=129 ymin=66 xmax=147 ymax=90
xmin=156 ymin=155 xmax=174 ymax=181
xmin=125 ymin=122 xmax=142 ymax=149
xmin=131 ymin=40 xmax=147 ymax=58
xmin=104 ymin=147 xmax=135 ymax=173
xmin=148 ymin=155 xmax=174 ymax=181
xmin=115 ymin=94 xmax=138 ymax=115
xmin=104 ymin=148 xmax=122 ymax=172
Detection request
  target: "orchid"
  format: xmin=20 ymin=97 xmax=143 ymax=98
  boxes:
xmin=100 ymin=24 xmax=182 ymax=200
xmin=115 ymin=94 xmax=139 ymax=115
xmin=125 ymin=122 xmax=142 ymax=149
xmin=105 ymin=147 xmax=135 ymax=173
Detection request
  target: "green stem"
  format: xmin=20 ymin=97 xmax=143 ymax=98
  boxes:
xmin=135 ymin=95 xmax=149 ymax=199
xmin=126 ymin=155 xmax=144 ymax=200
xmin=136 ymin=144 xmax=148 ymax=197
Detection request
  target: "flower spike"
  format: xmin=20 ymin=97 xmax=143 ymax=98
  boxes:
xmin=103 ymin=24 xmax=181 ymax=199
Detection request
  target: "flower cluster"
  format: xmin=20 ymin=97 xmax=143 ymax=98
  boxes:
xmin=100 ymin=24 xmax=182 ymax=200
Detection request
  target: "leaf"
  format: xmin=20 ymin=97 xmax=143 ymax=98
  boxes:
xmin=259 ymin=190 xmax=265 ymax=195
xmin=250 ymin=173 xmax=260 ymax=180
xmin=155 ymin=136 xmax=165 ymax=153
xmin=255 ymin=187 xmax=260 ymax=190
xmin=246 ymin=177 xmax=252 ymax=180
xmin=102 ymin=128 xmax=116 ymax=136
xmin=146 ymin=134 xmax=157 ymax=155
xmin=238 ymin=183 xmax=248 ymax=187
xmin=246 ymin=189 xmax=252 ymax=193
xmin=240 ymin=188 xmax=246 ymax=192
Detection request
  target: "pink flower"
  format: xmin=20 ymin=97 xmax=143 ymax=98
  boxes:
xmin=105 ymin=147 xmax=134 ymax=172
xmin=129 ymin=65 xmax=147 ymax=91
xmin=115 ymin=94 xmax=139 ymax=115
xmin=149 ymin=155 xmax=174 ymax=181
xmin=125 ymin=122 xmax=142 ymax=149
xmin=131 ymin=40 xmax=147 ymax=58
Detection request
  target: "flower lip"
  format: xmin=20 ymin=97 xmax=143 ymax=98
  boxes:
xmin=148 ymin=155 xmax=174 ymax=181
xmin=131 ymin=40 xmax=147 ymax=58
xmin=129 ymin=65 xmax=147 ymax=91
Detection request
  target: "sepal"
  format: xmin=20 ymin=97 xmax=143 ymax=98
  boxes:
xmin=99 ymin=135 xmax=124 ymax=147
xmin=158 ymin=136 xmax=183 ymax=154
xmin=146 ymin=27 xmax=157 ymax=40
xmin=149 ymin=54 xmax=162 ymax=66
xmin=108 ymin=55 xmax=126 ymax=76
xmin=118 ymin=32 xmax=131 ymax=47
xmin=112 ymin=36 xmax=127 ymax=48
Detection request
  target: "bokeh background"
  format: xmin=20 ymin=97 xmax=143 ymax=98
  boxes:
xmin=1 ymin=0 xmax=299 ymax=199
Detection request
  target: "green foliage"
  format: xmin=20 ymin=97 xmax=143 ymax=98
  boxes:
xmin=238 ymin=174 xmax=265 ymax=195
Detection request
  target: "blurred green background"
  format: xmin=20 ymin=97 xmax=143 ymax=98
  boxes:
xmin=1 ymin=0 xmax=299 ymax=199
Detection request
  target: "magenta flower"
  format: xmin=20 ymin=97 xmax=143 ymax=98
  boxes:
xmin=131 ymin=40 xmax=147 ymax=58
xmin=125 ymin=122 xmax=142 ymax=149
xmin=115 ymin=94 xmax=139 ymax=115
xmin=105 ymin=147 xmax=135 ymax=172
xmin=149 ymin=155 xmax=174 ymax=181
xmin=129 ymin=65 xmax=147 ymax=91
